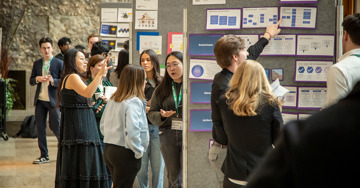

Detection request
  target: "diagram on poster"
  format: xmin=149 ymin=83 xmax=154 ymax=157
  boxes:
xmin=297 ymin=35 xmax=335 ymax=57
xmin=233 ymin=34 xmax=259 ymax=50
xmin=295 ymin=60 xmax=333 ymax=82
xmin=282 ymin=113 xmax=298 ymax=124
xmin=139 ymin=35 xmax=162 ymax=55
xmin=190 ymin=82 xmax=212 ymax=103
xmin=102 ymin=38 xmax=128 ymax=51
xmin=298 ymin=87 xmax=326 ymax=109
xmin=242 ymin=7 xmax=278 ymax=28
xmin=118 ymin=8 xmax=132 ymax=22
xmin=168 ymin=32 xmax=183 ymax=54
xmin=280 ymin=7 xmax=317 ymax=29
xmin=260 ymin=34 xmax=296 ymax=56
xmin=135 ymin=11 xmax=158 ymax=30
xmin=206 ymin=8 xmax=241 ymax=30
xmin=280 ymin=0 xmax=318 ymax=3
xmin=283 ymin=86 xmax=297 ymax=108
xmin=116 ymin=23 xmax=130 ymax=37
xmin=189 ymin=59 xmax=221 ymax=80
xmin=190 ymin=110 xmax=212 ymax=131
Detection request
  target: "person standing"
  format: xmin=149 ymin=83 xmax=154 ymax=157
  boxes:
xmin=55 ymin=48 xmax=111 ymax=187
xmin=91 ymin=41 xmax=114 ymax=81
xmin=87 ymin=33 xmax=101 ymax=53
xmin=55 ymin=37 xmax=71 ymax=61
xmin=109 ymin=49 xmax=129 ymax=86
xmin=30 ymin=37 xmax=63 ymax=164
xmin=101 ymin=64 xmax=149 ymax=188
xmin=148 ymin=51 xmax=183 ymax=188
xmin=137 ymin=49 xmax=165 ymax=188
xmin=325 ymin=13 xmax=360 ymax=107
xmin=219 ymin=60 xmax=283 ymax=187
xmin=209 ymin=20 xmax=282 ymax=188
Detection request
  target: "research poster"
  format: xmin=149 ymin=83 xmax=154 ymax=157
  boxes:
xmin=135 ymin=11 xmax=158 ymax=30
xmin=295 ymin=60 xmax=333 ymax=82
xmin=297 ymin=87 xmax=327 ymax=109
xmin=117 ymin=8 xmax=132 ymax=22
xmin=101 ymin=8 xmax=118 ymax=22
xmin=136 ymin=0 xmax=158 ymax=10
xmin=280 ymin=7 xmax=317 ymax=29
xmin=190 ymin=110 xmax=213 ymax=131
xmin=296 ymin=35 xmax=335 ymax=57
xmin=139 ymin=35 xmax=162 ymax=55
xmin=260 ymin=34 xmax=296 ymax=56
xmin=168 ymin=32 xmax=183 ymax=54
xmin=188 ymin=34 xmax=223 ymax=56
xmin=193 ymin=0 xmax=226 ymax=5
xmin=206 ymin=8 xmax=241 ymax=30
xmin=282 ymin=113 xmax=298 ymax=124
xmin=233 ymin=34 xmax=259 ymax=50
xmin=190 ymin=82 xmax=212 ymax=103
xmin=189 ymin=59 xmax=222 ymax=80
xmin=242 ymin=7 xmax=278 ymax=28
xmin=283 ymin=86 xmax=297 ymax=108
xmin=100 ymin=23 xmax=118 ymax=37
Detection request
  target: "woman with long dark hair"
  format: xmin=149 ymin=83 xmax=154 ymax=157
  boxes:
xmin=55 ymin=48 xmax=111 ymax=188
xmin=136 ymin=49 xmax=164 ymax=188
xmin=110 ymin=49 xmax=129 ymax=86
xmin=148 ymin=51 xmax=183 ymax=188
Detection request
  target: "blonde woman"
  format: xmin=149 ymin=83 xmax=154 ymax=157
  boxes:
xmin=219 ymin=60 xmax=283 ymax=188
xmin=100 ymin=64 xmax=149 ymax=188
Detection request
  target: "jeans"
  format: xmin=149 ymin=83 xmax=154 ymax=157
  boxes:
xmin=208 ymin=143 xmax=227 ymax=188
xmin=159 ymin=128 xmax=182 ymax=188
xmin=35 ymin=100 xmax=60 ymax=158
xmin=137 ymin=124 xmax=165 ymax=188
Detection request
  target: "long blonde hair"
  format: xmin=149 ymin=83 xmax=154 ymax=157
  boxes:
xmin=111 ymin=64 xmax=146 ymax=102
xmin=226 ymin=60 xmax=281 ymax=116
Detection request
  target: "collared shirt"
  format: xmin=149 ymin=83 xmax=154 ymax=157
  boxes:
xmin=325 ymin=48 xmax=360 ymax=107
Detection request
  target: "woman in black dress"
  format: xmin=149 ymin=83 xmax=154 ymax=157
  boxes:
xmin=55 ymin=48 xmax=112 ymax=188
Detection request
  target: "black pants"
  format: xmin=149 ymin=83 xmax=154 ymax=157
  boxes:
xmin=223 ymin=176 xmax=246 ymax=188
xmin=104 ymin=144 xmax=141 ymax=188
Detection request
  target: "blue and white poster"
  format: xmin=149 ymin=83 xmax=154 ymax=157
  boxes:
xmin=296 ymin=35 xmax=335 ymax=57
xmin=190 ymin=109 xmax=212 ymax=131
xmin=189 ymin=34 xmax=223 ymax=56
xmin=191 ymin=82 xmax=212 ymax=103
xmin=206 ymin=8 xmax=241 ymax=30
xmin=101 ymin=24 xmax=118 ymax=37
xmin=280 ymin=7 xmax=317 ymax=29
xmin=242 ymin=7 xmax=278 ymax=28
xmin=189 ymin=58 xmax=221 ymax=80
xmin=295 ymin=60 xmax=333 ymax=82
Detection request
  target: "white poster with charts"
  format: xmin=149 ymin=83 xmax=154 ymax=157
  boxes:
xmin=280 ymin=7 xmax=317 ymax=29
xmin=118 ymin=8 xmax=132 ymax=22
xmin=139 ymin=35 xmax=162 ymax=55
xmin=135 ymin=11 xmax=158 ymax=30
xmin=189 ymin=59 xmax=222 ymax=80
xmin=260 ymin=34 xmax=296 ymax=56
xmin=295 ymin=60 xmax=333 ymax=83
xmin=136 ymin=0 xmax=158 ymax=10
xmin=283 ymin=86 xmax=297 ymax=108
xmin=297 ymin=87 xmax=326 ymax=109
xmin=233 ymin=34 xmax=259 ymax=51
xmin=242 ymin=7 xmax=278 ymax=28
xmin=296 ymin=35 xmax=335 ymax=57
xmin=206 ymin=8 xmax=241 ymax=30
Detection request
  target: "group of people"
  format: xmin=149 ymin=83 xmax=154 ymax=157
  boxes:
xmin=28 ymin=12 xmax=360 ymax=188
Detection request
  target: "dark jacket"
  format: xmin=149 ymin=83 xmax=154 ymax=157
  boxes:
xmin=211 ymin=37 xmax=269 ymax=145
xmin=246 ymin=81 xmax=360 ymax=188
xmin=218 ymin=95 xmax=283 ymax=180
xmin=29 ymin=57 xmax=63 ymax=107
xmin=55 ymin=53 xmax=64 ymax=61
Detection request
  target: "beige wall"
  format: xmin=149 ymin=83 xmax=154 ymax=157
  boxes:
xmin=356 ymin=0 xmax=360 ymax=12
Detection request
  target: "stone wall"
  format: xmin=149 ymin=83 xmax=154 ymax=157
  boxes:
xmin=0 ymin=0 xmax=130 ymax=71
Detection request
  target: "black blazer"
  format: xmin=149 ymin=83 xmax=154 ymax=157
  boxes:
xmin=246 ymin=82 xmax=360 ymax=188
xmin=29 ymin=57 xmax=63 ymax=107
xmin=218 ymin=94 xmax=283 ymax=181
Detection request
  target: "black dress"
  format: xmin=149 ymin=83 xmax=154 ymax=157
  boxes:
xmin=55 ymin=75 xmax=110 ymax=188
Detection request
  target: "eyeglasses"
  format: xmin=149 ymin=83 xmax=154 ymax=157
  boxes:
xmin=166 ymin=63 xmax=180 ymax=68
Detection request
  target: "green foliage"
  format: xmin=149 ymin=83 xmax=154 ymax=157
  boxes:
xmin=0 ymin=78 xmax=18 ymax=114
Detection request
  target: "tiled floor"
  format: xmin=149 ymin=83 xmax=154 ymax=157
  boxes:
xmin=0 ymin=136 xmax=58 ymax=188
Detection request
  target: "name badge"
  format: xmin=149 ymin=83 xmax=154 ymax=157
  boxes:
xmin=171 ymin=118 xmax=183 ymax=130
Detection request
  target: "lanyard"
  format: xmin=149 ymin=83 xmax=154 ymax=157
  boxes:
xmin=171 ymin=81 xmax=182 ymax=115
xmin=42 ymin=56 xmax=53 ymax=74
xmin=352 ymin=54 xmax=360 ymax=58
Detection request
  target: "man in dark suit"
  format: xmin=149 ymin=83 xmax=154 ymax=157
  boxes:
xmin=55 ymin=37 xmax=71 ymax=61
xmin=30 ymin=37 xmax=63 ymax=164
xmin=246 ymin=81 xmax=360 ymax=188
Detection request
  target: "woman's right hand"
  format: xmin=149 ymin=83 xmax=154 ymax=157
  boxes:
xmin=98 ymin=57 xmax=112 ymax=78
xmin=160 ymin=109 xmax=176 ymax=118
